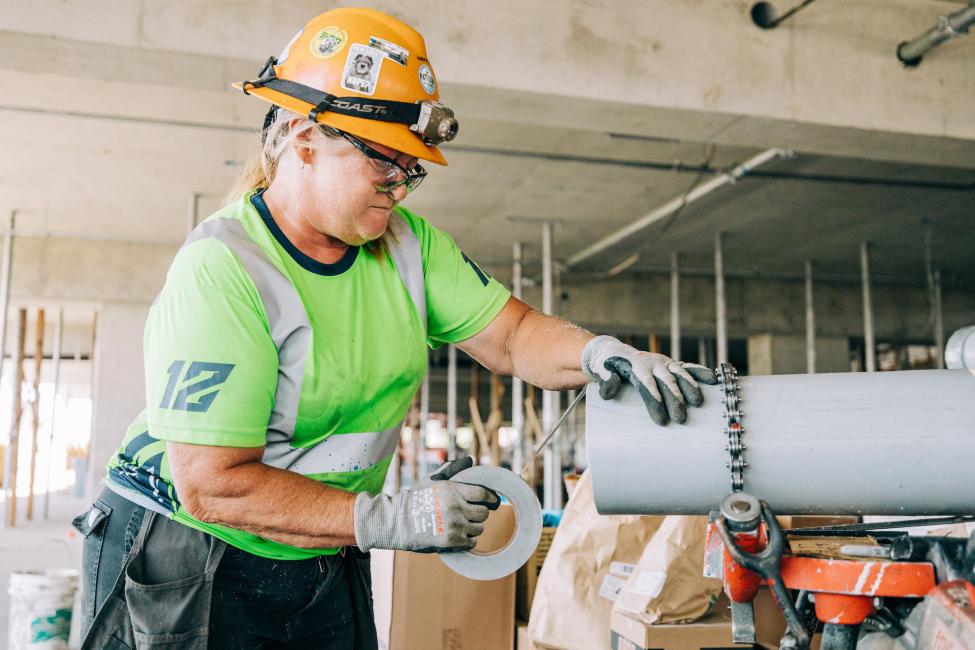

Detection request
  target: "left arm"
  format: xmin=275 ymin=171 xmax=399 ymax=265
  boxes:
xmin=456 ymin=296 xmax=718 ymax=425
xmin=456 ymin=296 xmax=593 ymax=390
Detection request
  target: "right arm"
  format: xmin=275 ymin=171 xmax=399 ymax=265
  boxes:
xmin=167 ymin=441 xmax=357 ymax=549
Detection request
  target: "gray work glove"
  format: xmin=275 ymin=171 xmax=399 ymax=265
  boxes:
xmin=582 ymin=335 xmax=718 ymax=425
xmin=354 ymin=456 xmax=500 ymax=553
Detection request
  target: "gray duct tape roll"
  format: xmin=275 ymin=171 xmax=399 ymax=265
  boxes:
xmin=438 ymin=465 xmax=543 ymax=581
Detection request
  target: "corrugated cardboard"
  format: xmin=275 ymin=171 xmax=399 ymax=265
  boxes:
xmin=610 ymin=607 xmax=736 ymax=650
xmin=372 ymin=503 xmax=517 ymax=650
xmin=778 ymin=515 xmax=859 ymax=530
xmin=611 ymin=590 xmax=821 ymax=650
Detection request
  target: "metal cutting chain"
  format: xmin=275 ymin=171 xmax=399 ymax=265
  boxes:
xmin=717 ymin=363 xmax=746 ymax=492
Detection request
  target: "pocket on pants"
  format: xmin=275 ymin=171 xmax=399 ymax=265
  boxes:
xmin=123 ymin=569 xmax=211 ymax=649
xmin=73 ymin=499 xmax=112 ymax=630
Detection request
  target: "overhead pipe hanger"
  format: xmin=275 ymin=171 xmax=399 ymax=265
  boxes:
xmin=897 ymin=0 xmax=975 ymax=66
xmin=749 ymin=0 xmax=819 ymax=29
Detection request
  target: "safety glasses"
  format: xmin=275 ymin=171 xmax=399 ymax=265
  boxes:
xmin=322 ymin=125 xmax=427 ymax=194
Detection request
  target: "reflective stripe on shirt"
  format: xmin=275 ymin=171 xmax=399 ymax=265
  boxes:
xmin=261 ymin=422 xmax=403 ymax=474
xmin=179 ymin=211 xmax=424 ymax=473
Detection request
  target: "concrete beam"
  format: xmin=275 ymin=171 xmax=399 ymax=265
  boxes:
xmin=3 ymin=0 xmax=974 ymax=168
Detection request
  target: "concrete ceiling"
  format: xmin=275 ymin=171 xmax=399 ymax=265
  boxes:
xmin=1 ymin=0 xmax=973 ymax=292
xmin=3 ymin=102 xmax=971 ymax=286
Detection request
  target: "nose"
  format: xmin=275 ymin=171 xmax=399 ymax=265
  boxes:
xmin=390 ymin=183 xmax=408 ymax=201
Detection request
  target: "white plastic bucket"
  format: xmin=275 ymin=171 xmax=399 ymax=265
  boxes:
xmin=7 ymin=569 xmax=79 ymax=650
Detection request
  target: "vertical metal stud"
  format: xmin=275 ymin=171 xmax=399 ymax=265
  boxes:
xmin=670 ymin=252 xmax=681 ymax=361
xmin=511 ymin=242 xmax=525 ymax=474
xmin=541 ymin=222 xmax=561 ymax=510
xmin=805 ymin=261 xmax=816 ymax=374
xmin=715 ymin=232 xmax=728 ymax=364
xmin=860 ymin=242 xmax=876 ymax=372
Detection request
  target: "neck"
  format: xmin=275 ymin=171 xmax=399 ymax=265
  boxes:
xmin=262 ymin=183 xmax=351 ymax=264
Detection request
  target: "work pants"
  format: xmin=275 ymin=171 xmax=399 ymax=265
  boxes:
xmin=73 ymin=486 xmax=377 ymax=649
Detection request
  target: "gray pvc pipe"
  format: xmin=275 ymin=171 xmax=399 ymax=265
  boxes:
xmin=946 ymin=326 xmax=975 ymax=370
xmin=586 ymin=369 xmax=975 ymax=516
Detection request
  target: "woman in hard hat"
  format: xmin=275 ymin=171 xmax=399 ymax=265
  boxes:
xmin=75 ymin=8 xmax=715 ymax=648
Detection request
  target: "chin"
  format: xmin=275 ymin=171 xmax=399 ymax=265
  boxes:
xmin=359 ymin=210 xmax=391 ymax=243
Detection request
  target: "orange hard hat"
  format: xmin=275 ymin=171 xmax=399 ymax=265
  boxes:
xmin=234 ymin=8 xmax=457 ymax=165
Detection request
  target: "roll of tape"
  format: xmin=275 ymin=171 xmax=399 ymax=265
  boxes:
xmin=438 ymin=465 xmax=543 ymax=581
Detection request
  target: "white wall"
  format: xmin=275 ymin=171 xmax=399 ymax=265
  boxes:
xmin=86 ymin=301 xmax=149 ymax=498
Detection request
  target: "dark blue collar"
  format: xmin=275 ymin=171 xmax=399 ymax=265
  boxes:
xmin=251 ymin=189 xmax=359 ymax=277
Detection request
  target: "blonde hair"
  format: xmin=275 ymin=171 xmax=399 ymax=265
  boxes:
xmin=225 ymin=109 xmax=390 ymax=258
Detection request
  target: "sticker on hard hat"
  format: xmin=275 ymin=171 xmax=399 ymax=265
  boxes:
xmin=278 ymin=29 xmax=303 ymax=65
xmin=369 ymin=36 xmax=409 ymax=66
xmin=310 ymin=26 xmax=348 ymax=59
xmin=341 ymin=44 xmax=385 ymax=96
xmin=418 ymin=64 xmax=436 ymax=95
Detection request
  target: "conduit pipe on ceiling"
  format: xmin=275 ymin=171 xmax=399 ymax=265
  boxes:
xmin=564 ymin=149 xmax=789 ymax=270
xmin=897 ymin=1 xmax=975 ymax=66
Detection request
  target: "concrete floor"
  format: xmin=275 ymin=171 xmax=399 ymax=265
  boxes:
xmin=0 ymin=491 xmax=87 ymax=647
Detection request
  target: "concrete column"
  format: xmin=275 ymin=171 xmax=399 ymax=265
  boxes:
xmin=0 ymin=213 xmax=14 ymax=517
xmin=2 ymin=309 xmax=24 ymax=528
xmin=186 ymin=192 xmax=199 ymax=234
xmin=714 ymin=232 xmax=728 ymax=364
xmin=87 ymin=302 xmax=149 ymax=499
xmin=670 ymin=252 xmax=680 ymax=361
xmin=0 ymin=213 xmax=14 ymax=386
xmin=511 ymin=241 xmax=525 ymax=474
xmin=805 ymin=261 xmax=816 ymax=374
xmin=541 ymin=222 xmax=561 ymax=510
xmin=860 ymin=242 xmax=876 ymax=372
xmin=447 ymin=345 xmax=457 ymax=459
xmin=43 ymin=308 xmax=63 ymax=520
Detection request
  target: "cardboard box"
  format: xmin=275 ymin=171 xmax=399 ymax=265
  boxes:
xmin=610 ymin=607 xmax=735 ymax=650
xmin=372 ymin=503 xmax=517 ymax=650
xmin=777 ymin=515 xmax=858 ymax=530
xmin=516 ymin=526 xmax=557 ymax=621
xmin=610 ymin=590 xmax=820 ymax=650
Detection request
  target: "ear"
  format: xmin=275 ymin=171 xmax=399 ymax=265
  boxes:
xmin=289 ymin=120 xmax=315 ymax=166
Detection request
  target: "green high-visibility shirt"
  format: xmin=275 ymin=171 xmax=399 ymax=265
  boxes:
xmin=105 ymin=190 xmax=510 ymax=560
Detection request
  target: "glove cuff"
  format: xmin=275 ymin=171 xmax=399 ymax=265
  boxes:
xmin=581 ymin=335 xmax=618 ymax=381
xmin=353 ymin=490 xmax=394 ymax=552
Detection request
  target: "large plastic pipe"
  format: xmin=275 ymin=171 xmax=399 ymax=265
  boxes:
xmin=946 ymin=326 xmax=975 ymax=370
xmin=586 ymin=369 xmax=975 ymax=516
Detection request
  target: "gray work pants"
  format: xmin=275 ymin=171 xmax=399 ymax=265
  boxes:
xmin=73 ymin=486 xmax=378 ymax=649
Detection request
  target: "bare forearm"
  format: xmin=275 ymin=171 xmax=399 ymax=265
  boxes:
xmin=186 ymin=462 xmax=356 ymax=549
xmin=507 ymin=310 xmax=593 ymax=390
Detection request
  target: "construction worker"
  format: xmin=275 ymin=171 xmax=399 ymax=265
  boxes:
xmin=73 ymin=8 xmax=716 ymax=648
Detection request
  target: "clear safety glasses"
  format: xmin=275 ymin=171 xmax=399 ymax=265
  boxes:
xmin=322 ymin=126 xmax=427 ymax=194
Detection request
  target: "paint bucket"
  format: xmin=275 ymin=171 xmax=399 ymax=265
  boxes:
xmin=7 ymin=569 xmax=79 ymax=650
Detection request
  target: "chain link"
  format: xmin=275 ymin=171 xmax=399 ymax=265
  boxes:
xmin=718 ymin=363 xmax=746 ymax=492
